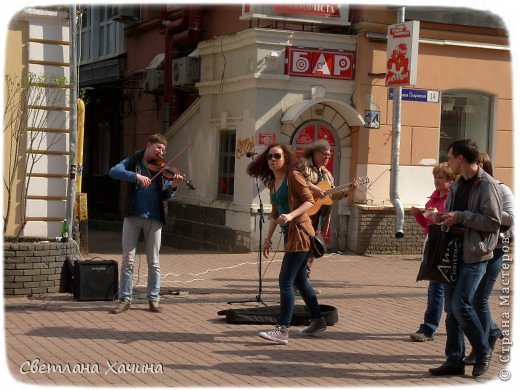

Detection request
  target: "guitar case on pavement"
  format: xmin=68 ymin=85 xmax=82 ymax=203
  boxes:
xmin=218 ymin=304 xmax=338 ymax=325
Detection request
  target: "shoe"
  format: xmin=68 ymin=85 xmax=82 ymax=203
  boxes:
xmin=111 ymin=300 xmax=130 ymax=314
xmin=489 ymin=332 xmax=503 ymax=351
xmin=258 ymin=325 xmax=289 ymax=344
xmin=300 ymin=317 xmax=327 ymax=337
xmin=465 ymin=332 xmax=503 ymax=365
xmin=429 ymin=362 xmax=465 ymax=376
xmin=410 ymin=332 xmax=433 ymax=342
xmin=472 ymin=354 xmax=491 ymax=377
xmin=463 ymin=351 xmax=475 ymax=365
xmin=149 ymin=300 xmax=162 ymax=313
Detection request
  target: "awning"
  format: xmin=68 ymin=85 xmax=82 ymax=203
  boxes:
xmin=281 ymin=98 xmax=365 ymax=127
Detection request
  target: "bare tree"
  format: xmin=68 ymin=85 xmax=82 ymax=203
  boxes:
xmin=3 ymin=72 xmax=69 ymax=238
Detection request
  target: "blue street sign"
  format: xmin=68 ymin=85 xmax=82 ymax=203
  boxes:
xmin=388 ymin=88 xmax=439 ymax=103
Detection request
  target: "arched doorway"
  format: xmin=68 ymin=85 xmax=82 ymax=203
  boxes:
xmin=281 ymin=98 xmax=364 ymax=251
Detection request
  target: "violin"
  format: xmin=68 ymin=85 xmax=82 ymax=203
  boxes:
xmin=148 ymin=156 xmax=195 ymax=190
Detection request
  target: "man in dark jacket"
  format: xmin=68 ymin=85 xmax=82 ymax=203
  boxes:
xmin=109 ymin=134 xmax=183 ymax=314
xmin=429 ymin=139 xmax=502 ymax=378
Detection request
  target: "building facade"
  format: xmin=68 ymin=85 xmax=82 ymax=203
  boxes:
xmin=76 ymin=4 xmax=513 ymax=253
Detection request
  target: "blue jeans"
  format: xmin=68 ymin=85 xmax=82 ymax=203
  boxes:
xmin=472 ymin=249 xmax=504 ymax=339
xmin=278 ymin=251 xmax=322 ymax=327
xmin=418 ymin=281 xmax=444 ymax=337
xmin=444 ymin=261 xmax=490 ymax=364
xmin=119 ymin=217 xmax=162 ymax=302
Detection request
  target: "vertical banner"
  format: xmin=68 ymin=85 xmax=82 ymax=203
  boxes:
xmin=385 ymin=20 xmax=420 ymax=86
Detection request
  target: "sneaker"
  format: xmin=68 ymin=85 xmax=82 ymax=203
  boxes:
xmin=300 ymin=317 xmax=327 ymax=337
xmin=149 ymin=300 xmax=162 ymax=313
xmin=410 ymin=332 xmax=433 ymax=342
xmin=111 ymin=300 xmax=130 ymax=314
xmin=258 ymin=325 xmax=289 ymax=344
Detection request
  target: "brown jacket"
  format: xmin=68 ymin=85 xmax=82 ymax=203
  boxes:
xmin=270 ymin=170 xmax=316 ymax=252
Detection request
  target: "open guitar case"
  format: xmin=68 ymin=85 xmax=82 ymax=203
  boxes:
xmin=217 ymin=304 xmax=338 ymax=325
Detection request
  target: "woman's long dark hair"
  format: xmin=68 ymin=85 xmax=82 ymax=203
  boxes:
xmin=246 ymin=144 xmax=299 ymax=188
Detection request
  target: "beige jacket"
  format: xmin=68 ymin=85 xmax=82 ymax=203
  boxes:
xmin=298 ymin=158 xmax=343 ymax=234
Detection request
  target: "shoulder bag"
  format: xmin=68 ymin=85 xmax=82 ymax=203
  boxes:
xmin=294 ymin=221 xmax=326 ymax=258
xmin=416 ymin=223 xmax=463 ymax=285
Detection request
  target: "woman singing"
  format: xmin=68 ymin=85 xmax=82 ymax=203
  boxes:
xmin=247 ymin=144 xmax=326 ymax=344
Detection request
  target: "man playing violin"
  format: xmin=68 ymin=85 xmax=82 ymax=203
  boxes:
xmin=109 ymin=133 xmax=183 ymax=314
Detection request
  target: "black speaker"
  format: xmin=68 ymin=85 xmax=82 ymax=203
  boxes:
xmin=73 ymin=260 xmax=118 ymax=301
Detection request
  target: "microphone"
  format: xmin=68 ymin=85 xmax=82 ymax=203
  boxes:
xmin=246 ymin=151 xmax=258 ymax=158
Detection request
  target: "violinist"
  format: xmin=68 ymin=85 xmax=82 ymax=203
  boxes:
xmin=109 ymin=133 xmax=183 ymax=315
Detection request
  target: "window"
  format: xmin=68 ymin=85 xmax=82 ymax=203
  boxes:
xmin=218 ymin=131 xmax=236 ymax=199
xmin=439 ymin=91 xmax=492 ymax=162
xmin=78 ymin=5 xmax=125 ymax=63
xmin=79 ymin=8 xmax=91 ymax=62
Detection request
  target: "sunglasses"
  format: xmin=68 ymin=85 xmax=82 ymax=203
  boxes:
xmin=267 ymin=153 xmax=283 ymax=160
xmin=319 ymin=150 xmax=332 ymax=158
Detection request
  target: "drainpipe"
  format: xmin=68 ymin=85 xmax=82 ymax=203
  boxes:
xmin=390 ymin=6 xmax=405 ymax=239
xmin=160 ymin=7 xmax=203 ymax=128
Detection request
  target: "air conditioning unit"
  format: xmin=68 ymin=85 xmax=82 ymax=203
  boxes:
xmin=111 ymin=5 xmax=140 ymax=24
xmin=143 ymin=53 xmax=165 ymax=94
xmin=143 ymin=69 xmax=164 ymax=94
xmin=172 ymin=57 xmax=200 ymax=87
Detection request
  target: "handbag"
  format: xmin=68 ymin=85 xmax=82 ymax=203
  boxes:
xmin=416 ymin=224 xmax=463 ymax=285
xmin=294 ymin=221 xmax=326 ymax=258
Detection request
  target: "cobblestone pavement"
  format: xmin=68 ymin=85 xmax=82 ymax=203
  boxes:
xmin=3 ymin=229 xmax=514 ymax=387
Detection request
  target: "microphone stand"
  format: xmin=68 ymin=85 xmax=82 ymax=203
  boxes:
xmin=228 ymin=153 xmax=272 ymax=305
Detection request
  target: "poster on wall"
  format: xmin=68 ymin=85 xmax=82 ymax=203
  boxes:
xmin=259 ymin=133 xmax=275 ymax=145
xmin=295 ymin=126 xmax=315 ymax=144
xmin=385 ymin=20 xmax=420 ymax=86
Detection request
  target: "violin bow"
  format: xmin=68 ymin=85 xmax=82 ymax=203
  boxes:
xmin=150 ymin=143 xmax=191 ymax=182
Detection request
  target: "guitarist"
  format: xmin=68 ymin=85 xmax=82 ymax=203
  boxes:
xmin=298 ymin=140 xmax=358 ymax=276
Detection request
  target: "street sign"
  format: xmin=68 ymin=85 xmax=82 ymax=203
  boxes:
xmin=388 ymin=88 xmax=439 ymax=103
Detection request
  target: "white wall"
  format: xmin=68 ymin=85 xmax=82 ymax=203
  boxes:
xmin=18 ymin=8 xmax=70 ymax=238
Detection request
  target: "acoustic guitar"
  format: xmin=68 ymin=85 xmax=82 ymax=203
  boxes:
xmin=307 ymin=176 xmax=370 ymax=216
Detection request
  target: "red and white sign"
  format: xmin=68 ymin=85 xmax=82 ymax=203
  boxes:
xmin=259 ymin=133 xmax=275 ymax=145
xmin=286 ymin=47 xmax=355 ymax=80
xmin=241 ymin=4 xmax=350 ymax=26
xmin=295 ymin=126 xmax=315 ymax=144
xmin=385 ymin=21 xmax=420 ymax=86
xmin=273 ymin=4 xmax=340 ymax=18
